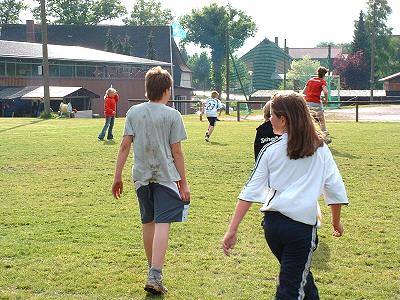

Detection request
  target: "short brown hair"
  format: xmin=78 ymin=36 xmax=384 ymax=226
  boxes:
xmin=317 ymin=67 xmax=328 ymax=78
xmin=271 ymin=93 xmax=323 ymax=159
xmin=145 ymin=66 xmax=173 ymax=101
xmin=211 ymin=91 xmax=219 ymax=98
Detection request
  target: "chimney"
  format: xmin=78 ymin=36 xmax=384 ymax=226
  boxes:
xmin=26 ymin=20 xmax=35 ymax=43
xmin=274 ymin=37 xmax=279 ymax=46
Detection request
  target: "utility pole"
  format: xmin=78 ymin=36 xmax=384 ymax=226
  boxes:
xmin=225 ymin=5 xmax=231 ymax=115
xmin=283 ymin=38 xmax=287 ymax=90
xmin=40 ymin=0 xmax=50 ymax=115
xmin=370 ymin=1 xmax=376 ymax=101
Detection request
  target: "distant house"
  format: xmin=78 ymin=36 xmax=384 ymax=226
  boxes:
xmin=0 ymin=40 xmax=170 ymax=117
xmin=240 ymin=38 xmax=291 ymax=91
xmin=379 ymin=72 xmax=400 ymax=96
xmin=0 ymin=21 xmax=193 ymax=113
xmin=288 ymin=47 xmax=343 ymax=69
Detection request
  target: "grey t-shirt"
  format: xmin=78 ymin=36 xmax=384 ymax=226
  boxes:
xmin=123 ymin=102 xmax=187 ymax=183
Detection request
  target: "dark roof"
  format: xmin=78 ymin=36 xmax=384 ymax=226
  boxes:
xmin=288 ymin=48 xmax=343 ymax=59
xmin=0 ymin=86 xmax=99 ymax=100
xmin=379 ymin=72 xmax=400 ymax=82
xmin=0 ymin=86 xmax=38 ymax=99
xmin=0 ymin=23 xmax=190 ymax=71
xmin=0 ymin=40 xmax=169 ymax=66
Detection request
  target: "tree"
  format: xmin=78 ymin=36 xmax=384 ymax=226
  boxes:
xmin=179 ymin=45 xmax=188 ymax=63
xmin=32 ymin=0 xmax=126 ymax=25
xmin=122 ymin=34 xmax=134 ymax=56
xmin=146 ymin=31 xmax=157 ymax=60
xmin=113 ymin=36 xmax=124 ymax=54
xmin=104 ymin=29 xmax=114 ymax=52
xmin=123 ymin=0 xmax=173 ymax=26
xmin=352 ymin=11 xmax=369 ymax=55
xmin=282 ymin=56 xmax=320 ymax=90
xmin=180 ymin=4 xmax=256 ymax=95
xmin=365 ymin=0 xmax=393 ymax=80
xmin=333 ymin=51 xmax=370 ymax=89
xmin=0 ymin=0 xmax=27 ymax=24
xmin=187 ymin=52 xmax=212 ymax=91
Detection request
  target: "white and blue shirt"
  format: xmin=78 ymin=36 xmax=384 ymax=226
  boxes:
xmin=205 ymin=97 xmax=222 ymax=117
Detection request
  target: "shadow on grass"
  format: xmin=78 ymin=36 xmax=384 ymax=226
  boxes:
xmin=313 ymin=240 xmax=331 ymax=271
xmin=103 ymin=140 xmax=117 ymax=145
xmin=0 ymin=119 xmax=46 ymax=133
xmin=329 ymin=147 xmax=359 ymax=159
xmin=210 ymin=141 xmax=228 ymax=146
xmin=143 ymin=293 xmax=164 ymax=299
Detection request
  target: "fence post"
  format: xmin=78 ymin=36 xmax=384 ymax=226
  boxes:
xmin=199 ymin=100 xmax=203 ymax=122
xmin=356 ymin=103 xmax=359 ymax=122
xmin=237 ymin=102 xmax=240 ymax=121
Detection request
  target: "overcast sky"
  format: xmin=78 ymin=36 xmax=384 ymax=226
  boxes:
xmin=21 ymin=0 xmax=400 ymax=56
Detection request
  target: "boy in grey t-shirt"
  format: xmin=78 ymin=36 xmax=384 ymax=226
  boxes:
xmin=112 ymin=66 xmax=190 ymax=295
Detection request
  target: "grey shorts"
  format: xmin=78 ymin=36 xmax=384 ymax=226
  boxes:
xmin=135 ymin=182 xmax=190 ymax=224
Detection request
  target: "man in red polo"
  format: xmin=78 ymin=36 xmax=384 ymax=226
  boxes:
xmin=302 ymin=67 xmax=332 ymax=144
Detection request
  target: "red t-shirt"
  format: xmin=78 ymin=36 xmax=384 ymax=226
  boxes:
xmin=304 ymin=77 xmax=326 ymax=103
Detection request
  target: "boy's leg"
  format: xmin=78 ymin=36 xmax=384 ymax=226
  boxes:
xmin=151 ymin=223 xmax=170 ymax=268
xmin=107 ymin=116 xmax=115 ymax=140
xmin=142 ymin=222 xmax=155 ymax=267
xmin=98 ymin=117 xmax=111 ymax=140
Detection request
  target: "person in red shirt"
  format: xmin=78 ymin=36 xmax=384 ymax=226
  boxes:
xmin=98 ymin=87 xmax=119 ymax=140
xmin=302 ymin=67 xmax=332 ymax=144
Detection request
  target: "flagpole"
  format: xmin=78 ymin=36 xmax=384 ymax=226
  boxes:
xmin=169 ymin=25 xmax=175 ymax=103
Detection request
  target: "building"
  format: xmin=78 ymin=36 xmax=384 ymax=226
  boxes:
xmin=0 ymin=40 xmax=170 ymax=116
xmin=288 ymin=47 xmax=343 ymax=69
xmin=240 ymin=38 xmax=291 ymax=91
xmin=0 ymin=21 xmax=193 ymax=108
xmin=379 ymin=72 xmax=400 ymax=97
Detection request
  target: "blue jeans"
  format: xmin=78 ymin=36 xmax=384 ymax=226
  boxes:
xmin=98 ymin=116 xmax=115 ymax=140
xmin=263 ymin=211 xmax=320 ymax=300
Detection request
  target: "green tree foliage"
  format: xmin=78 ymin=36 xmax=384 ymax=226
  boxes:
xmin=146 ymin=31 xmax=157 ymax=60
xmin=32 ymin=0 xmax=126 ymax=25
xmin=365 ymin=0 xmax=393 ymax=79
xmin=122 ymin=34 xmax=134 ymax=56
xmin=123 ymin=0 xmax=173 ymax=25
xmin=180 ymin=4 xmax=256 ymax=95
xmin=113 ymin=36 xmax=124 ymax=54
xmin=0 ymin=0 xmax=27 ymax=24
xmin=179 ymin=46 xmax=188 ymax=63
xmin=187 ymin=52 xmax=211 ymax=91
xmin=104 ymin=29 xmax=114 ymax=52
xmin=352 ymin=11 xmax=370 ymax=55
xmin=282 ymin=56 xmax=320 ymax=90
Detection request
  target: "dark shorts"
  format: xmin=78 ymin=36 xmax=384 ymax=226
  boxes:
xmin=136 ymin=182 xmax=190 ymax=224
xmin=207 ymin=117 xmax=217 ymax=126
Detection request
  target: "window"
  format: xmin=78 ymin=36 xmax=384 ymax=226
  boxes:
xmin=60 ymin=65 xmax=74 ymax=77
xmin=0 ymin=62 xmax=5 ymax=76
xmin=16 ymin=63 xmax=32 ymax=76
xmin=49 ymin=65 xmax=60 ymax=77
xmin=6 ymin=62 xmax=15 ymax=76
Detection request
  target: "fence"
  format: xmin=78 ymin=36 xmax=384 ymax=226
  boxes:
xmin=128 ymin=98 xmax=400 ymax=123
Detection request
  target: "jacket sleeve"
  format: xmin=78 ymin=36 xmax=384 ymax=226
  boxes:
xmin=104 ymin=97 xmax=114 ymax=115
xmin=114 ymin=94 xmax=119 ymax=103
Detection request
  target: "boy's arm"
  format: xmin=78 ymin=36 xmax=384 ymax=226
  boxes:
xmin=222 ymin=200 xmax=252 ymax=256
xmin=322 ymin=85 xmax=328 ymax=105
xmin=112 ymin=135 xmax=133 ymax=199
xmin=171 ymin=142 xmax=190 ymax=201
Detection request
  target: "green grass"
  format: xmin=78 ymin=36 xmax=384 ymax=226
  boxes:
xmin=0 ymin=116 xmax=399 ymax=299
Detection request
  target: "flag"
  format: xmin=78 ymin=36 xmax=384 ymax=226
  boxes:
xmin=172 ymin=21 xmax=187 ymax=39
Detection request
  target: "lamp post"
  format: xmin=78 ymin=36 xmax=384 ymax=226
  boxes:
xmin=248 ymin=70 xmax=253 ymax=96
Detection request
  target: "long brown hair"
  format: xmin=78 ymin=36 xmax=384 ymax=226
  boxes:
xmin=271 ymin=93 xmax=323 ymax=159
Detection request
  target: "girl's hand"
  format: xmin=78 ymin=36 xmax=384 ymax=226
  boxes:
xmin=222 ymin=229 xmax=237 ymax=256
xmin=332 ymin=222 xmax=344 ymax=237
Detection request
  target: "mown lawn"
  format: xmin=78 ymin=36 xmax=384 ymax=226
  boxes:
xmin=0 ymin=116 xmax=399 ymax=299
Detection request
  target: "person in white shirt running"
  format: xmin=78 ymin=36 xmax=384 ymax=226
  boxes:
xmin=222 ymin=92 xmax=348 ymax=300
xmin=204 ymin=91 xmax=222 ymax=142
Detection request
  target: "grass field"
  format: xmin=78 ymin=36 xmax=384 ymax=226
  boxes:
xmin=0 ymin=116 xmax=399 ymax=299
